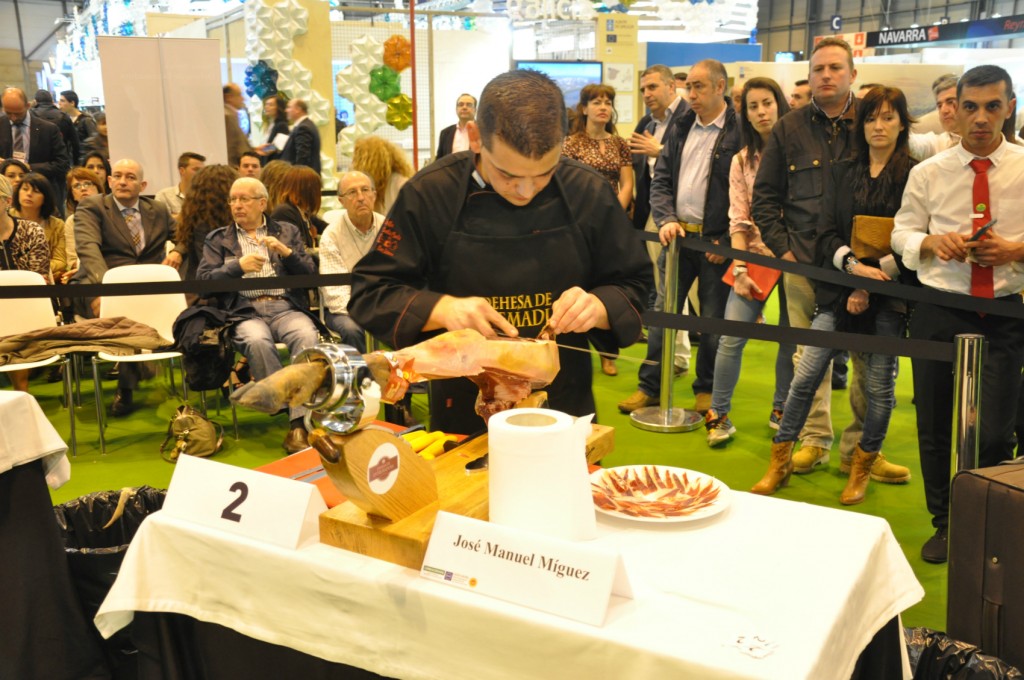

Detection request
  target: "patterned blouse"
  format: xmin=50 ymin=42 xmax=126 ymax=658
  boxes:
xmin=727 ymin=148 xmax=772 ymax=257
xmin=0 ymin=217 xmax=52 ymax=282
xmin=562 ymin=133 xmax=631 ymax=190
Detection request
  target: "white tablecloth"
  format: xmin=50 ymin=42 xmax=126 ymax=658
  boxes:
xmin=95 ymin=490 xmax=922 ymax=680
xmin=0 ymin=390 xmax=70 ymax=488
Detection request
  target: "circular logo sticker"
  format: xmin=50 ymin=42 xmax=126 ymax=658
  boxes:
xmin=976 ymin=203 xmax=987 ymax=213
xmin=367 ymin=442 xmax=400 ymax=495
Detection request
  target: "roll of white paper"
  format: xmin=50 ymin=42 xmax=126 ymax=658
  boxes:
xmin=487 ymin=408 xmax=596 ymax=542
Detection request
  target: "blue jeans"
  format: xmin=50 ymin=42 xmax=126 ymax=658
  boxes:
xmin=774 ymin=308 xmax=905 ymax=452
xmin=232 ymin=299 xmax=320 ymax=420
xmin=710 ymin=287 xmax=794 ymax=417
xmin=638 ymin=243 xmax=730 ymax=396
xmin=324 ymin=310 xmax=367 ymax=353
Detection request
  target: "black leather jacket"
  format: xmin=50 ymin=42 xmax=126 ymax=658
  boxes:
xmin=752 ymin=98 xmax=861 ymax=263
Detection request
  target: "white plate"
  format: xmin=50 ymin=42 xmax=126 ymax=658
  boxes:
xmin=591 ymin=465 xmax=730 ymax=524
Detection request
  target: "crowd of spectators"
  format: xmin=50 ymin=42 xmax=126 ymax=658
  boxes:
xmin=3 ymin=55 xmax=1023 ymax=567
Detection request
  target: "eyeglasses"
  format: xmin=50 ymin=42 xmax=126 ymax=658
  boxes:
xmin=72 ymin=182 xmax=96 ymax=190
xmin=341 ymin=186 xmax=376 ymax=200
xmin=229 ymin=195 xmax=264 ymax=205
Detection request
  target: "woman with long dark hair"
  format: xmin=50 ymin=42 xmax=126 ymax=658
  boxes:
xmin=260 ymin=93 xmax=289 ymax=164
xmin=704 ymin=77 xmax=792 ymax=446
xmin=0 ymin=175 xmax=51 ymax=390
xmin=82 ymin=152 xmax=112 ymax=193
xmin=11 ymin=172 xmax=65 ymax=281
xmin=753 ymin=86 xmax=917 ymax=504
xmin=270 ymin=164 xmax=325 ymax=249
xmin=176 ymin=164 xmax=237 ymax=283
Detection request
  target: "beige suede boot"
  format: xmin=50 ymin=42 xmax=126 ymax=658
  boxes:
xmin=840 ymin=444 xmax=878 ymax=505
xmin=751 ymin=441 xmax=795 ymax=496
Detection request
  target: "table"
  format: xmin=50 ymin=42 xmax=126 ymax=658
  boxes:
xmin=0 ymin=391 xmax=106 ymax=679
xmin=95 ymin=484 xmax=923 ymax=680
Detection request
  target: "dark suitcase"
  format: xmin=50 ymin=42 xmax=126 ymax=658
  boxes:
xmin=948 ymin=462 xmax=1024 ymax=670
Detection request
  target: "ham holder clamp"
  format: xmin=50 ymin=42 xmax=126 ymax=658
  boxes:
xmin=230 ymin=330 xmax=614 ymax=568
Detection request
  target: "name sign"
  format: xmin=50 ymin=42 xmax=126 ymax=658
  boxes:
xmin=162 ymin=454 xmax=327 ymax=550
xmin=421 ymin=511 xmax=632 ymax=626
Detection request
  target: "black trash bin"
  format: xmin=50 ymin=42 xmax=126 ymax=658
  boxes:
xmin=905 ymin=627 xmax=1023 ymax=679
xmin=54 ymin=486 xmax=167 ymax=680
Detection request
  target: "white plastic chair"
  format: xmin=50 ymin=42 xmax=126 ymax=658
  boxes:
xmin=0 ymin=270 xmax=77 ymax=456
xmin=91 ymin=264 xmax=187 ymax=453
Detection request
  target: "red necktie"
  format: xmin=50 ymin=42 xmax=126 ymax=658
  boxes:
xmin=969 ymin=158 xmax=993 ymax=299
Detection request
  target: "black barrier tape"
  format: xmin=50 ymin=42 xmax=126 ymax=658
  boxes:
xmin=639 ymin=231 xmax=1024 ymax=320
xmin=0 ymin=273 xmax=352 ymax=299
xmin=644 ymin=310 xmax=955 ymax=363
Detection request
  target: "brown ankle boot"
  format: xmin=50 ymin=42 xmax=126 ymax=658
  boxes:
xmin=751 ymin=441 xmax=794 ymax=496
xmin=840 ymin=445 xmax=878 ymax=505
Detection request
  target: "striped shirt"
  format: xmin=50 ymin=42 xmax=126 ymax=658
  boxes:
xmin=235 ymin=222 xmax=285 ymax=298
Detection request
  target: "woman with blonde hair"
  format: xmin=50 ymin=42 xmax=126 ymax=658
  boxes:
xmin=351 ymin=136 xmax=413 ymax=214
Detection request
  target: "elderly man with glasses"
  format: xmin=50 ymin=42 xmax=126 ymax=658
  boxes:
xmin=198 ymin=177 xmax=322 ymax=453
xmin=318 ymin=171 xmax=383 ymax=352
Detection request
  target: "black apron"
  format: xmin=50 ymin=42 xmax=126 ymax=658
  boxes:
xmin=428 ymin=173 xmax=597 ymax=434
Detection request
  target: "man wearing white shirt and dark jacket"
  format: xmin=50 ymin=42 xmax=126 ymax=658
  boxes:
xmin=892 ymin=65 xmax=1024 ymax=564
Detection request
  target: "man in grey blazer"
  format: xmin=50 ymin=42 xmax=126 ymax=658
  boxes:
xmin=280 ymin=98 xmax=321 ymax=174
xmin=71 ymin=158 xmax=183 ymax=415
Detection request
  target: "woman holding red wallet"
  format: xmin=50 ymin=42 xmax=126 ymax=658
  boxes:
xmin=704 ymin=78 xmax=792 ymax=447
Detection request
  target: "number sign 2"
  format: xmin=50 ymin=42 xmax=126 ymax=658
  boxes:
xmin=163 ymin=455 xmax=327 ymax=550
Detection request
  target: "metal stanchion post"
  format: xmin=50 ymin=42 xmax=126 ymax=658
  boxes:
xmin=952 ymin=333 xmax=983 ymax=474
xmin=631 ymin=237 xmax=702 ymax=433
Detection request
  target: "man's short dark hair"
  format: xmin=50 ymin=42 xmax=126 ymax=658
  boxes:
xmin=457 ymin=93 xmax=477 ymax=106
xmin=34 ymin=89 xmax=53 ymax=104
xmin=240 ymin=150 xmax=261 ymax=163
xmin=957 ymin=65 xmax=1014 ymax=101
xmin=673 ymin=72 xmax=687 ymax=82
xmin=178 ymin=152 xmax=206 ymax=168
xmin=811 ymin=37 xmax=855 ymax=70
xmin=292 ymin=98 xmax=309 ymax=114
xmin=640 ymin=65 xmax=675 ymax=86
xmin=60 ymin=90 xmax=79 ymax=107
xmin=795 ymin=79 xmax=809 ymax=87
xmin=477 ymin=70 xmax=567 ymax=158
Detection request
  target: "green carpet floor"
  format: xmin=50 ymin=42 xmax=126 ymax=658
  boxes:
xmin=24 ymin=314 xmax=946 ymax=632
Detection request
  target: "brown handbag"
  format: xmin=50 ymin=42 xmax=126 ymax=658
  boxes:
xmin=850 ymin=215 xmax=896 ymax=260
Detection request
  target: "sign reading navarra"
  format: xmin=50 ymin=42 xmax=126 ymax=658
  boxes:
xmin=452 ymin=534 xmax=591 ymax=581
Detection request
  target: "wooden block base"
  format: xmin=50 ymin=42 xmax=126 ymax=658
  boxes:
xmin=319 ymin=424 xmax=613 ymax=570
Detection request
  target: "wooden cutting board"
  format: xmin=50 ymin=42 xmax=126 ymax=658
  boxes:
xmin=319 ymin=424 xmax=613 ymax=570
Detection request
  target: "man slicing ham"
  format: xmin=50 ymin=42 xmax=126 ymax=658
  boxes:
xmin=350 ymin=70 xmax=652 ymax=434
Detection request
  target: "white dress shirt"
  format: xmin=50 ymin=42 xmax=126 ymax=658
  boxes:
xmin=892 ymin=137 xmax=1024 ymax=297
xmin=908 ymin=130 xmax=960 ymax=161
xmin=319 ymin=209 xmax=384 ymax=314
xmin=674 ymin=106 xmax=726 ymax=226
xmin=647 ymin=96 xmax=683 ymax=176
xmin=452 ymin=124 xmax=471 ymax=154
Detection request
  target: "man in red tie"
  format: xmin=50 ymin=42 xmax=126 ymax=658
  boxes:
xmin=892 ymin=65 xmax=1024 ymax=564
